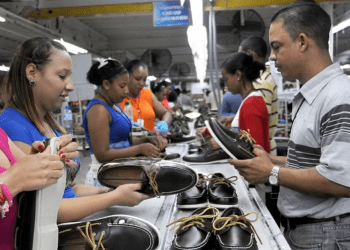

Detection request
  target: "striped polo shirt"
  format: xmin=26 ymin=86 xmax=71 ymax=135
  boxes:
xmin=254 ymin=68 xmax=279 ymax=155
xmin=278 ymin=62 xmax=350 ymax=219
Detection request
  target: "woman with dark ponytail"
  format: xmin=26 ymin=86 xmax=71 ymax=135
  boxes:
xmin=221 ymin=52 xmax=270 ymax=152
xmin=83 ymin=59 xmax=167 ymax=164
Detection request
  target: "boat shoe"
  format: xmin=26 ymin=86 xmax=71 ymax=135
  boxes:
xmin=213 ymin=207 xmax=261 ymax=250
xmin=58 ymin=215 xmax=160 ymax=250
xmin=97 ymin=157 xmax=198 ymax=197
xmin=182 ymin=143 xmax=230 ymax=164
xmin=207 ymin=173 xmax=238 ymax=208
xmin=168 ymin=207 xmax=220 ymax=250
xmin=176 ymin=173 xmax=208 ymax=209
xmin=205 ymin=117 xmax=255 ymax=160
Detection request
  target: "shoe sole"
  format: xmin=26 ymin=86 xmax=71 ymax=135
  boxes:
xmin=33 ymin=137 xmax=66 ymax=250
xmin=207 ymin=202 xmax=239 ymax=209
xmin=204 ymin=120 xmax=238 ymax=160
xmin=58 ymin=214 xmax=161 ymax=250
xmin=182 ymin=158 xmax=229 ymax=165
xmin=176 ymin=202 xmax=208 ymax=209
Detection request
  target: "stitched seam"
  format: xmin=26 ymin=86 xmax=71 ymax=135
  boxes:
xmin=106 ymin=224 xmax=154 ymax=250
xmin=217 ymin=233 xmax=254 ymax=249
xmin=173 ymin=233 xmax=211 ymax=249
xmin=158 ymin=166 xmax=196 ymax=194
xmin=209 ymin=188 xmax=238 ymax=199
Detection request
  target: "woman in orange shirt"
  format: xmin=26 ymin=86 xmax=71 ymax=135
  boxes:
xmin=120 ymin=60 xmax=172 ymax=131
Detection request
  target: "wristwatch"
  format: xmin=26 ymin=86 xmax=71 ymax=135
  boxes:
xmin=269 ymin=165 xmax=281 ymax=186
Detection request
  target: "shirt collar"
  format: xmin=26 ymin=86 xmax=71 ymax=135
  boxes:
xmin=299 ymin=62 xmax=343 ymax=105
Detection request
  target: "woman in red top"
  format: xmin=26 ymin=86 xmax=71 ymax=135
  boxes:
xmin=221 ymin=52 xmax=270 ymax=153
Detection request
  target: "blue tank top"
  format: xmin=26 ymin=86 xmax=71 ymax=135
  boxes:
xmin=82 ymin=99 xmax=132 ymax=154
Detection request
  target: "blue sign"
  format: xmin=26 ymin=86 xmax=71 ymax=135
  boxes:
xmin=154 ymin=1 xmax=190 ymax=27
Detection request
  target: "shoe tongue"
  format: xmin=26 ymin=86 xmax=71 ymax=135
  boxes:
xmin=177 ymin=219 xmax=212 ymax=235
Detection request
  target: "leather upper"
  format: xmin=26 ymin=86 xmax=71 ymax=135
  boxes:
xmin=58 ymin=215 xmax=160 ymax=250
xmin=208 ymin=118 xmax=255 ymax=160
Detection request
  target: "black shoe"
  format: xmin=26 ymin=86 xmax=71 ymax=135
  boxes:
xmin=213 ymin=207 xmax=261 ymax=250
xmin=168 ymin=207 xmax=219 ymax=250
xmin=168 ymin=135 xmax=196 ymax=144
xmin=182 ymin=144 xmax=230 ymax=164
xmin=207 ymin=173 xmax=238 ymax=208
xmin=97 ymin=157 xmax=198 ymax=197
xmin=58 ymin=215 xmax=160 ymax=250
xmin=162 ymin=153 xmax=181 ymax=160
xmin=205 ymin=117 xmax=255 ymax=160
xmin=177 ymin=173 xmax=208 ymax=209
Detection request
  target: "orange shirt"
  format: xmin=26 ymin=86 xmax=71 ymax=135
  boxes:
xmin=120 ymin=89 xmax=156 ymax=131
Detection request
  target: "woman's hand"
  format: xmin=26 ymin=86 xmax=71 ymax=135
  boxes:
xmin=147 ymin=135 xmax=168 ymax=150
xmin=15 ymin=146 xmax=65 ymax=192
xmin=56 ymin=135 xmax=79 ymax=168
xmin=110 ymin=183 xmax=149 ymax=207
xmin=139 ymin=143 xmax=161 ymax=158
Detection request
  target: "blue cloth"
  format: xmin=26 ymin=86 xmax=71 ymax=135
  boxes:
xmin=0 ymin=107 xmax=80 ymax=198
xmin=82 ymin=99 xmax=132 ymax=154
xmin=221 ymin=92 xmax=242 ymax=114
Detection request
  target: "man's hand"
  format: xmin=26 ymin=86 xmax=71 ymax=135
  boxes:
xmin=220 ymin=116 xmax=234 ymax=128
xmin=229 ymin=147 xmax=274 ymax=184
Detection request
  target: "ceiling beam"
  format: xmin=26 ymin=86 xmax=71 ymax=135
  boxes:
xmin=11 ymin=0 xmax=349 ymax=19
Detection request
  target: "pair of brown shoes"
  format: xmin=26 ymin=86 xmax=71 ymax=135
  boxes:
xmin=168 ymin=206 xmax=261 ymax=250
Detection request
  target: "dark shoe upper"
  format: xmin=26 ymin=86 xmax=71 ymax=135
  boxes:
xmin=208 ymin=117 xmax=255 ymax=160
xmin=98 ymin=157 xmax=198 ymax=197
xmin=213 ymin=207 xmax=260 ymax=250
xmin=177 ymin=173 xmax=207 ymax=208
xmin=207 ymin=173 xmax=238 ymax=207
xmin=169 ymin=207 xmax=219 ymax=250
xmin=182 ymin=144 xmax=230 ymax=163
xmin=58 ymin=215 xmax=160 ymax=250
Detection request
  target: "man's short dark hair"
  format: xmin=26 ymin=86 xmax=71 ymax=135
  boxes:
xmin=240 ymin=36 xmax=268 ymax=58
xmin=271 ymin=0 xmax=331 ymax=50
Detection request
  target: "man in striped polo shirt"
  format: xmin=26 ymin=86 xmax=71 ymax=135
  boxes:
xmin=231 ymin=1 xmax=350 ymax=249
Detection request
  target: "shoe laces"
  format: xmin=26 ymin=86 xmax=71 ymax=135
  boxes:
xmin=167 ymin=207 xmax=220 ymax=233
xmin=145 ymin=163 xmax=161 ymax=198
xmin=213 ymin=211 xmax=262 ymax=244
xmin=239 ymin=129 xmax=256 ymax=145
xmin=206 ymin=174 xmax=238 ymax=187
xmin=59 ymin=222 xmax=106 ymax=250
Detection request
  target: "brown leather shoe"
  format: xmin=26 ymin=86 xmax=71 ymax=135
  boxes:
xmin=168 ymin=207 xmax=220 ymax=250
xmin=58 ymin=215 xmax=160 ymax=250
xmin=97 ymin=157 xmax=198 ymax=197
xmin=213 ymin=207 xmax=261 ymax=250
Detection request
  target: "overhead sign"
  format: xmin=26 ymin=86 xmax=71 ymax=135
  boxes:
xmin=153 ymin=1 xmax=190 ymax=27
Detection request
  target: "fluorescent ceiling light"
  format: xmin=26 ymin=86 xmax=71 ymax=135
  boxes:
xmin=0 ymin=16 xmax=5 ymax=22
xmin=54 ymin=38 xmax=87 ymax=55
xmin=147 ymin=76 xmax=157 ymax=81
xmin=0 ymin=65 xmax=9 ymax=71
xmin=333 ymin=19 xmax=350 ymax=34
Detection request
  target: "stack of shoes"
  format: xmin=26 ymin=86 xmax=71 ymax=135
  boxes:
xmin=205 ymin=117 xmax=256 ymax=160
xmin=194 ymin=106 xmax=218 ymax=129
xmin=176 ymin=173 xmax=238 ymax=209
xmin=58 ymin=215 xmax=160 ymax=250
xmin=182 ymin=143 xmax=230 ymax=164
xmin=168 ymin=206 xmax=260 ymax=250
xmin=97 ymin=157 xmax=198 ymax=197
xmin=167 ymin=118 xmax=196 ymax=144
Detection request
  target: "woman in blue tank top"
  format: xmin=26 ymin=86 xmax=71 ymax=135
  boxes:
xmin=82 ymin=59 xmax=167 ymax=163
